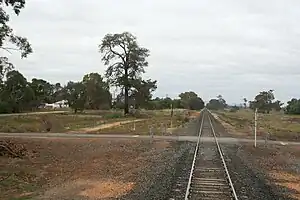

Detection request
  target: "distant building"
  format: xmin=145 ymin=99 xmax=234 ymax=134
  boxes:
xmin=44 ymin=100 xmax=69 ymax=109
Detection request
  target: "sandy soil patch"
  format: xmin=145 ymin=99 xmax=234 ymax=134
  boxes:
xmin=69 ymin=119 xmax=145 ymax=133
xmin=40 ymin=179 xmax=134 ymax=200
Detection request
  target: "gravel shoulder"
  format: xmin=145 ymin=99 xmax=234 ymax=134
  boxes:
xmin=211 ymin=111 xmax=300 ymax=199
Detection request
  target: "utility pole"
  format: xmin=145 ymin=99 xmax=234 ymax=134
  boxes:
xmin=254 ymin=108 xmax=258 ymax=147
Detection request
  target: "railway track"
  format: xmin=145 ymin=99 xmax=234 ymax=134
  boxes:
xmin=185 ymin=110 xmax=238 ymax=200
xmin=168 ymin=109 xmax=239 ymax=200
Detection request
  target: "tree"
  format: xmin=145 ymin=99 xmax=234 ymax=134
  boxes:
xmin=243 ymin=98 xmax=248 ymax=109
xmin=30 ymin=78 xmax=54 ymax=107
xmin=0 ymin=1 xmax=32 ymax=114
xmin=148 ymin=97 xmax=172 ymax=110
xmin=272 ymin=100 xmax=283 ymax=111
xmin=82 ymin=73 xmax=111 ymax=109
xmin=0 ymin=1 xmax=32 ymax=71
xmin=217 ymin=94 xmax=226 ymax=107
xmin=1 ymin=70 xmax=34 ymax=113
xmin=179 ymin=91 xmax=198 ymax=109
xmin=285 ymin=98 xmax=300 ymax=115
xmin=64 ymin=82 xmax=87 ymax=113
xmin=189 ymin=97 xmax=205 ymax=110
xmin=52 ymin=82 xmax=64 ymax=102
xmin=99 ymin=32 xmax=150 ymax=114
xmin=178 ymin=91 xmax=204 ymax=110
xmin=206 ymin=95 xmax=227 ymax=110
xmin=249 ymin=90 xmax=275 ymax=113
xmin=206 ymin=99 xmax=225 ymax=110
xmin=130 ymin=79 xmax=157 ymax=109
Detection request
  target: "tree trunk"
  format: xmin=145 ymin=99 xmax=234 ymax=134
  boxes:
xmin=124 ymin=67 xmax=129 ymax=114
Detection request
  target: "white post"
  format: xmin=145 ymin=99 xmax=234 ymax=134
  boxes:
xmin=170 ymin=103 xmax=173 ymax=134
xmin=170 ymin=103 xmax=173 ymax=128
xmin=254 ymin=108 xmax=258 ymax=147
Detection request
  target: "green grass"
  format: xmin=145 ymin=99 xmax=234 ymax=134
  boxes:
xmin=216 ymin=109 xmax=300 ymax=141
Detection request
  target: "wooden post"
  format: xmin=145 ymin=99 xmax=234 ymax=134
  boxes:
xmin=170 ymin=103 xmax=174 ymax=134
xmin=254 ymin=108 xmax=258 ymax=148
xmin=149 ymin=125 xmax=153 ymax=143
xmin=161 ymin=123 xmax=164 ymax=135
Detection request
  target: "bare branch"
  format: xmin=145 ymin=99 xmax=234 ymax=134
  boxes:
xmin=0 ymin=47 xmax=18 ymax=54
xmin=0 ymin=144 xmax=21 ymax=158
xmin=109 ymin=45 xmax=125 ymax=63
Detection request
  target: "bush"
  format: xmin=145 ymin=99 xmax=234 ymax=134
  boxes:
xmin=285 ymin=98 xmax=300 ymax=115
xmin=0 ymin=102 xmax=13 ymax=114
xmin=104 ymin=112 xmax=124 ymax=119
xmin=229 ymin=106 xmax=240 ymax=112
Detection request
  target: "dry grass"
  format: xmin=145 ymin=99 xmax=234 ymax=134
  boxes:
xmin=0 ymin=113 xmax=127 ymax=133
xmin=0 ymin=109 xmax=197 ymax=135
xmin=215 ymin=109 xmax=300 ymax=141
xmin=94 ymin=110 xmax=192 ymax=135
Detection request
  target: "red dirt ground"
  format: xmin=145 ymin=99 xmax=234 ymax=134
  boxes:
xmin=241 ymin=144 xmax=300 ymax=199
xmin=0 ymin=138 xmax=173 ymax=200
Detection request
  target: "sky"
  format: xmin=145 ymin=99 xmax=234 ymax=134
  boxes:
xmin=4 ymin=0 xmax=300 ymax=104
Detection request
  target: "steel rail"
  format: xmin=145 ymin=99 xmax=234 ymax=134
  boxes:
xmin=208 ymin=114 xmax=239 ymax=200
xmin=184 ymin=110 xmax=205 ymax=200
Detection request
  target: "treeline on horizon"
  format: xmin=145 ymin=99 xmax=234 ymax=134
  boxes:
xmin=1 ymin=70 xmax=299 ymax=116
xmin=206 ymin=90 xmax=300 ymax=115
xmin=0 ymin=70 xmax=205 ymax=113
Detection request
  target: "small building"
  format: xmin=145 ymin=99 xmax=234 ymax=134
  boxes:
xmin=44 ymin=100 xmax=69 ymax=109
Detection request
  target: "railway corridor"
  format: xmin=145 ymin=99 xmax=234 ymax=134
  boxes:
xmin=168 ymin=110 xmax=241 ymax=200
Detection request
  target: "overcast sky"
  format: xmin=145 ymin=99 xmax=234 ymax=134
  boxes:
xmin=4 ymin=0 xmax=300 ymax=104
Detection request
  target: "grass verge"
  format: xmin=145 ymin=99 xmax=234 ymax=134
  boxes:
xmin=215 ymin=109 xmax=300 ymax=141
xmin=0 ymin=109 xmax=199 ymax=134
xmin=95 ymin=111 xmax=192 ymax=135
xmin=0 ymin=113 xmax=128 ymax=133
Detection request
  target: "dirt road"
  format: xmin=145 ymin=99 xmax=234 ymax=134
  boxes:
xmin=1 ymin=132 xmax=300 ymax=146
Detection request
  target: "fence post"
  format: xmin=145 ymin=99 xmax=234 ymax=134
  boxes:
xmin=133 ymin=120 xmax=136 ymax=131
xmin=254 ymin=108 xmax=258 ymax=148
xmin=149 ymin=125 xmax=154 ymax=143
xmin=160 ymin=123 xmax=164 ymax=135
xmin=265 ymin=132 xmax=270 ymax=147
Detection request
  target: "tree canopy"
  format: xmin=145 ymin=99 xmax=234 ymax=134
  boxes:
xmin=178 ymin=91 xmax=204 ymax=110
xmin=147 ymin=92 xmax=204 ymax=110
xmin=0 ymin=1 xmax=32 ymax=71
xmin=206 ymin=95 xmax=227 ymax=110
xmin=0 ymin=70 xmax=113 ymax=113
xmin=82 ymin=73 xmax=111 ymax=110
xmin=99 ymin=32 xmax=154 ymax=114
xmin=285 ymin=98 xmax=300 ymax=115
xmin=249 ymin=90 xmax=283 ymax=113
